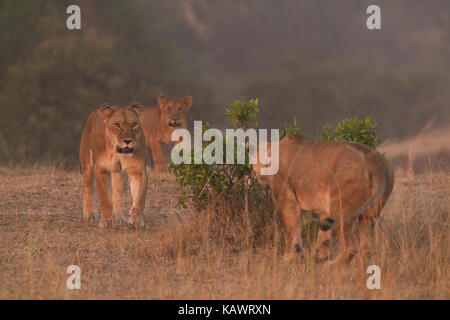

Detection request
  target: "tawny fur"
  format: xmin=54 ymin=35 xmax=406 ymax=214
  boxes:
xmin=252 ymin=135 xmax=394 ymax=263
xmin=137 ymin=95 xmax=193 ymax=172
xmin=79 ymin=103 xmax=148 ymax=228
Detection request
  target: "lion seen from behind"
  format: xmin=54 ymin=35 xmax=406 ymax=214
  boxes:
xmin=251 ymin=135 xmax=394 ymax=264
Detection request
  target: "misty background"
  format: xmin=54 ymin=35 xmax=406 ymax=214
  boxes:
xmin=0 ymin=0 xmax=449 ymax=165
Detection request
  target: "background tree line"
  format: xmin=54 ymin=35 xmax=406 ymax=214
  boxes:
xmin=0 ymin=0 xmax=449 ymax=166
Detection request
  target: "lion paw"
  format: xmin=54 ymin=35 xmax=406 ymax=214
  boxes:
xmin=127 ymin=217 xmax=144 ymax=229
xmin=315 ymin=248 xmax=331 ymax=263
xmin=83 ymin=211 xmax=99 ymax=221
xmin=98 ymin=219 xmax=113 ymax=229
xmin=114 ymin=216 xmax=127 ymax=227
xmin=127 ymin=207 xmax=144 ymax=229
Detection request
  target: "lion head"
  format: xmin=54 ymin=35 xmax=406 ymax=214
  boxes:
xmin=157 ymin=95 xmax=193 ymax=132
xmin=249 ymin=139 xmax=279 ymax=184
xmin=97 ymin=103 xmax=145 ymax=155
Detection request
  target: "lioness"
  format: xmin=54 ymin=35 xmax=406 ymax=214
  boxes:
xmin=251 ymin=135 xmax=394 ymax=263
xmin=79 ymin=103 xmax=147 ymax=228
xmin=136 ymin=95 xmax=193 ymax=172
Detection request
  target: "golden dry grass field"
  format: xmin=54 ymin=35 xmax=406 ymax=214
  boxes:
xmin=0 ymin=164 xmax=448 ymax=299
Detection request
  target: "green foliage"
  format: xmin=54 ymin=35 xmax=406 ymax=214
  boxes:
xmin=320 ymin=116 xmax=381 ymax=148
xmin=225 ymin=98 xmax=259 ymax=129
xmin=279 ymin=117 xmax=304 ymax=140
xmin=168 ymin=121 xmax=249 ymax=209
xmin=169 ymin=100 xmax=258 ymax=210
xmin=168 ymin=98 xmax=280 ymax=248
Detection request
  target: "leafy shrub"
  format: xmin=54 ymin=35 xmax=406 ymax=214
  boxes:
xmin=225 ymin=98 xmax=259 ymax=130
xmin=168 ymin=99 xmax=281 ymax=249
xmin=169 ymin=128 xmax=254 ymax=210
xmin=169 ymin=101 xmax=256 ymax=210
xmin=320 ymin=116 xmax=381 ymax=148
xmin=279 ymin=117 xmax=304 ymax=140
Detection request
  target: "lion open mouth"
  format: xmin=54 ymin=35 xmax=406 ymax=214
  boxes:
xmin=168 ymin=120 xmax=181 ymax=128
xmin=116 ymin=146 xmax=134 ymax=154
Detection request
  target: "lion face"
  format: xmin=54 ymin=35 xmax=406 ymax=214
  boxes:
xmin=97 ymin=104 xmax=144 ymax=155
xmin=157 ymin=95 xmax=193 ymax=132
xmin=249 ymin=141 xmax=275 ymax=185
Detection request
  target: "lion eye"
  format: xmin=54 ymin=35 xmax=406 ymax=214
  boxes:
xmin=131 ymin=122 xmax=138 ymax=129
xmin=167 ymin=106 xmax=171 ymax=112
xmin=114 ymin=122 xmax=121 ymax=129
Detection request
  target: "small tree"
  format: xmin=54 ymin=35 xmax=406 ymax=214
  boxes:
xmin=279 ymin=117 xmax=304 ymax=140
xmin=320 ymin=116 xmax=381 ymax=148
xmin=168 ymin=99 xmax=280 ymax=248
xmin=225 ymin=98 xmax=259 ymax=130
xmin=168 ymin=100 xmax=259 ymax=210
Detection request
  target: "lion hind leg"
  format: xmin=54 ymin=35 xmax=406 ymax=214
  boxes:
xmin=331 ymin=221 xmax=358 ymax=264
xmin=358 ymin=202 xmax=383 ymax=256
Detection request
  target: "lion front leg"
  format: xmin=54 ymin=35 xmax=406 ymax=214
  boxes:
xmin=126 ymin=167 xmax=147 ymax=228
xmin=279 ymin=204 xmax=302 ymax=261
xmin=81 ymin=160 xmax=98 ymax=221
xmin=94 ymin=166 xmax=113 ymax=228
xmin=111 ymin=172 xmax=125 ymax=226
xmin=315 ymin=228 xmax=333 ymax=262
xmin=274 ymin=189 xmax=302 ymax=261
xmin=150 ymin=139 xmax=166 ymax=172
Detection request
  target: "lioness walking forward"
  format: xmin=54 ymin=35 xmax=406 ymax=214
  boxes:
xmin=136 ymin=95 xmax=193 ymax=172
xmin=80 ymin=103 xmax=147 ymax=228
xmin=251 ymin=135 xmax=394 ymax=263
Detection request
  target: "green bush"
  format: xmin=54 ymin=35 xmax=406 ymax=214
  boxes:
xmin=225 ymin=98 xmax=259 ymax=130
xmin=320 ymin=116 xmax=380 ymax=148
xmin=169 ymin=100 xmax=257 ymax=210
xmin=168 ymin=128 xmax=255 ymax=210
xmin=168 ymin=98 xmax=280 ymax=248
xmin=279 ymin=117 xmax=304 ymax=141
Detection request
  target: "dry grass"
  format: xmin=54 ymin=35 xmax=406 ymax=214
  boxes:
xmin=379 ymin=126 xmax=450 ymax=174
xmin=0 ymin=165 xmax=448 ymax=299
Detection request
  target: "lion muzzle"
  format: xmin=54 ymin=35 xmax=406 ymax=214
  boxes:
xmin=168 ymin=119 xmax=181 ymax=127
xmin=116 ymin=145 xmax=134 ymax=154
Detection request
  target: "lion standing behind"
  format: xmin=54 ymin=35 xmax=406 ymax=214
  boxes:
xmin=136 ymin=95 xmax=193 ymax=172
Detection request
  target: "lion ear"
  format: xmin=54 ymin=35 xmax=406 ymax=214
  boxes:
xmin=157 ymin=94 xmax=166 ymax=107
xmin=180 ymin=95 xmax=193 ymax=110
xmin=128 ymin=102 xmax=144 ymax=115
xmin=97 ymin=103 xmax=117 ymax=121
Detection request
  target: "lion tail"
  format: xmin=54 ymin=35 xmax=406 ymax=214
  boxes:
xmin=318 ymin=165 xmax=387 ymax=231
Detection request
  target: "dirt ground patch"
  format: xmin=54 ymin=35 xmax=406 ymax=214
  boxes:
xmin=0 ymin=167 xmax=448 ymax=299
